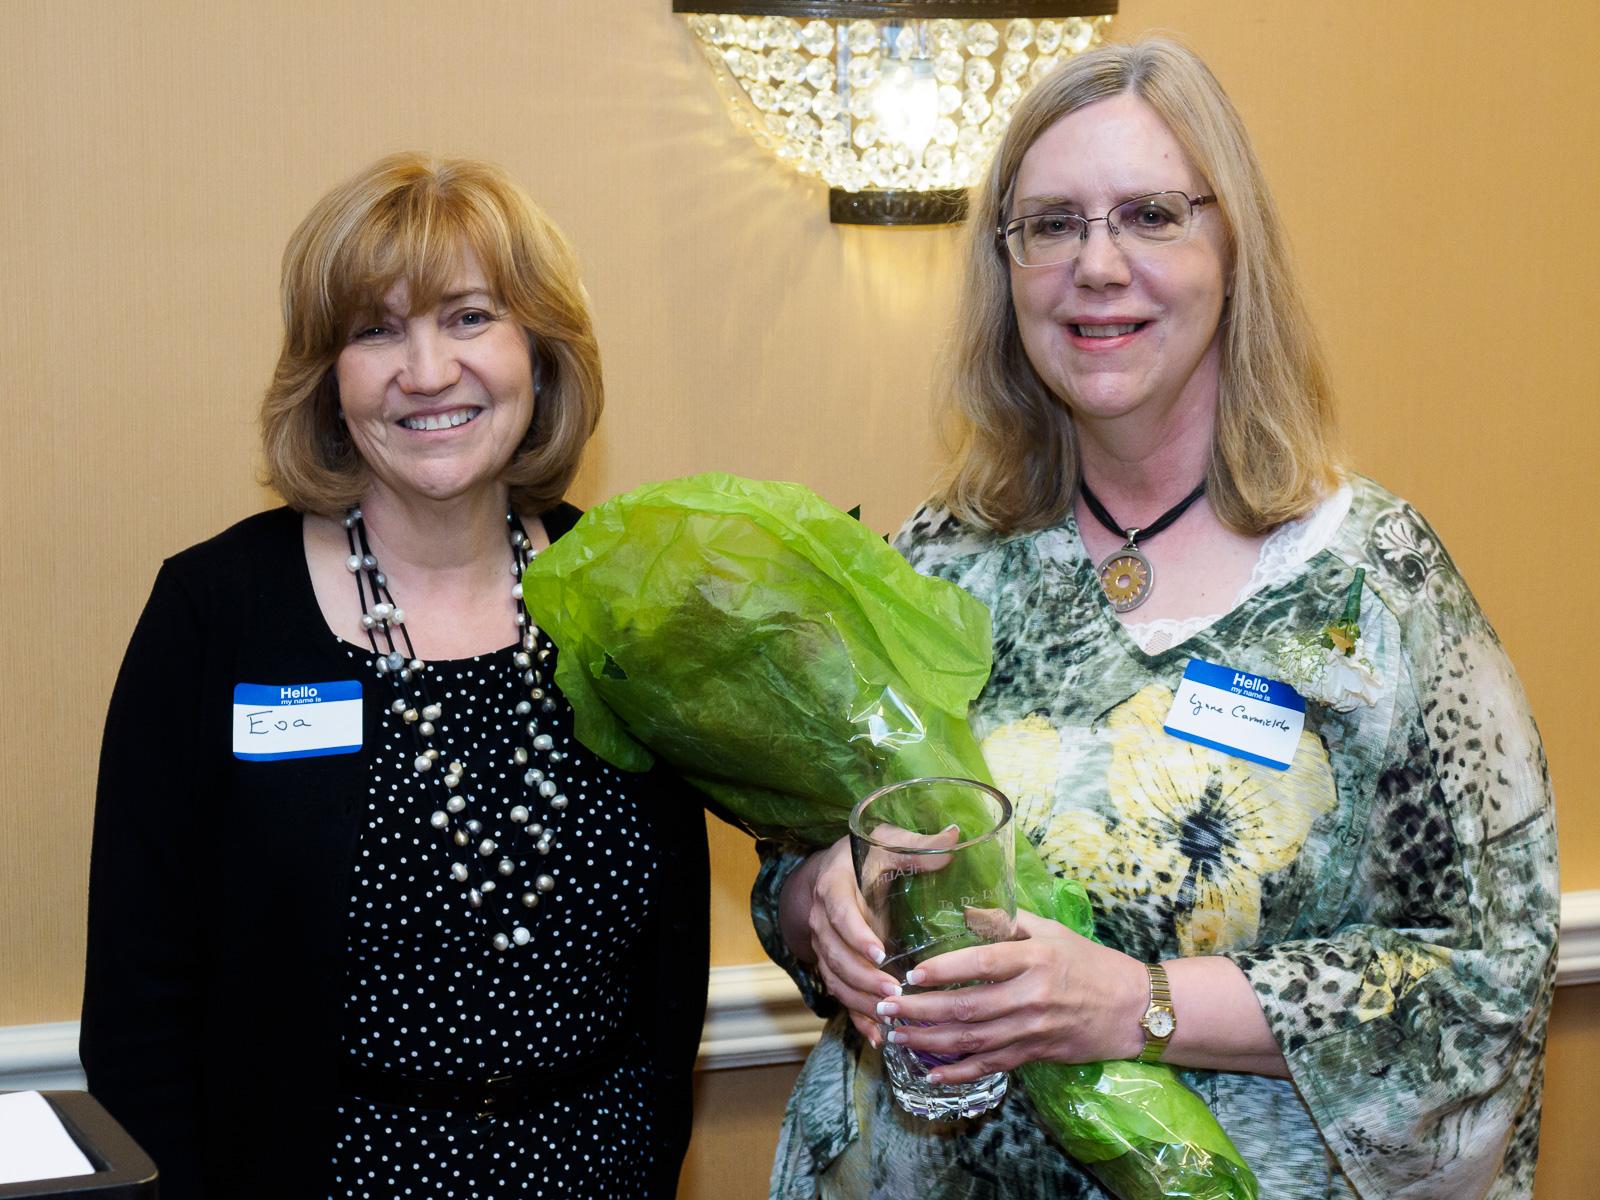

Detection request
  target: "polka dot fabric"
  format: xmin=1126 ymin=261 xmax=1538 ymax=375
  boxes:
xmin=331 ymin=634 xmax=659 ymax=1197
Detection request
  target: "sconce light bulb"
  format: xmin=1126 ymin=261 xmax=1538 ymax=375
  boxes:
xmin=871 ymin=58 xmax=938 ymax=163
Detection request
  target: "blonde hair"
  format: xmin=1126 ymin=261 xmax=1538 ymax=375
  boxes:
xmin=940 ymin=38 xmax=1339 ymax=535
xmin=261 ymin=153 xmax=602 ymax=515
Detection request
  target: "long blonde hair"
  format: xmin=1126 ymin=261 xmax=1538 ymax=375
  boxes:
xmin=940 ymin=38 xmax=1339 ymax=535
xmin=260 ymin=153 xmax=603 ymax=516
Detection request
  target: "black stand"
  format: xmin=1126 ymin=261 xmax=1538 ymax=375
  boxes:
xmin=0 ymin=1092 xmax=157 ymax=1199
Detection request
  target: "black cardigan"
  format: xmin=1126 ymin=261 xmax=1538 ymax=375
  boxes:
xmin=80 ymin=506 xmax=710 ymax=1199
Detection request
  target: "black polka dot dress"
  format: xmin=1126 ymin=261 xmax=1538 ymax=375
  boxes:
xmin=329 ymin=633 xmax=659 ymax=1198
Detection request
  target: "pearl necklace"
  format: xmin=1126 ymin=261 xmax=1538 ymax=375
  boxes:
xmin=343 ymin=505 xmax=567 ymax=953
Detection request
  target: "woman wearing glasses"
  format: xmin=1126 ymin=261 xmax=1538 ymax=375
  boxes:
xmin=759 ymin=38 xmax=1556 ymax=1199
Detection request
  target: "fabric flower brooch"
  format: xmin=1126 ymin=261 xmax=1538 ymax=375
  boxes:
xmin=1273 ymin=568 xmax=1380 ymax=712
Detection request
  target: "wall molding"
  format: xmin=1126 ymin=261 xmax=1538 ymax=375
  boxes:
xmin=6 ymin=890 xmax=1597 ymax=1090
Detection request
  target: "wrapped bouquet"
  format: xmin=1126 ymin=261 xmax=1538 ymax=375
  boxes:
xmin=523 ymin=472 xmax=1257 ymax=1200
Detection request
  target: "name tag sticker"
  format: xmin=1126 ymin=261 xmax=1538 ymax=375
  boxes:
xmin=232 ymin=681 xmax=363 ymax=761
xmin=1162 ymin=659 xmax=1305 ymax=771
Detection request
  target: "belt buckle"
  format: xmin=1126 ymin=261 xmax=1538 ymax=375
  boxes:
xmin=476 ymin=1074 xmax=515 ymax=1120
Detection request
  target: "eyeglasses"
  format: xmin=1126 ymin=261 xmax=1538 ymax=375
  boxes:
xmin=999 ymin=192 xmax=1217 ymax=268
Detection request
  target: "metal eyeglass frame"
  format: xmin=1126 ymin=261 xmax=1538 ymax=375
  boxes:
xmin=998 ymin=192 xmax=1218 ymax=268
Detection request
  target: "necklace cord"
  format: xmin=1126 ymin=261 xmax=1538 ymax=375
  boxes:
xmin=1079 ymin=480 xmax=1206 ymax=547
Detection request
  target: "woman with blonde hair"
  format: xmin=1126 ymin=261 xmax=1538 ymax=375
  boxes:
xmin=762 ymin=38 xmax=1556 ymax=1198
xmin=82 ymin=153 xmax=709 ymax=1200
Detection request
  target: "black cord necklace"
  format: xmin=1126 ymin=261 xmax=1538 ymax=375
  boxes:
xmin=1079 ymin=480 xmax=1207 ymax=613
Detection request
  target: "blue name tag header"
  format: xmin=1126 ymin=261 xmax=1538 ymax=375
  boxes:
xmin=233 ymin=680 xmax=362 ymax=708
xmin=1179 ymin=660 xmax=1306 ymax=713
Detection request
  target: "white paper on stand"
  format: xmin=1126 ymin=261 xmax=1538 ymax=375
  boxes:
xmin=0 ymin=1091 xmax=96 ymax=1185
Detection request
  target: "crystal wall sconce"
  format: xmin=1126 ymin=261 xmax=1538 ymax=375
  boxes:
xmin=674 ymin=2 xmax=1118 ymax=225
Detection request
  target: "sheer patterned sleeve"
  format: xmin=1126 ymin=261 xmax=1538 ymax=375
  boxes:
xmin=751 ymin=838 xmax=840 ymax=1019
xmin=1227 ymin=503 xmax=1558 ymax=1198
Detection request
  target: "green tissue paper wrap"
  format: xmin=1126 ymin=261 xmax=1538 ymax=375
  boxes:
xmin=523 ymin=472 xmax=1257 ymax=1200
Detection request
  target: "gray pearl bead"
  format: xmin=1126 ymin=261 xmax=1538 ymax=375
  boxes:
xmin=450 ymin=862 xmax=469 ymax=882
xmin=481 ymin=879 xmax=497 ymax=893
xmin=478 ymin=838 xmax=497 ymax=856
xmin=541 ymin=698 xmax=557 ymax=713
xmin=532 ymin=734 xmax=554 ymax=751
xmin=539 ymin=780 xmax=558 ymax=799
xmin=522 ymin=892 xmax=538 ymax=908
xmin=422 ymin=704 xmax=442 ymax=721
xmin=469 ymin=888 xmax=483 ymax=908
xmin=514 ymin=747 xmax=529 ymax=765
xmin=413 ymin=755 xmax=432 ymax=773
xmin=446 ymin=796 xmax=466 ymax=813
xmin=429 ymin=811 xmax=449 ymax=829
xmin=465 ymin=819 xmax=483 ymax=835
xmin=453 ymin=830 xmax=469 ymax=847
xmin=512 ymin=926 xmax=531 ymax=946
xmin=419 ymin=721 xmax=435 ymax=737
xmin=536 ymin=874 xmax=555 ymax=893
xmin=509 ymin=805 xmax=530 ymax=824
xmin=551 ymin=795 xmax=569 ymax=811
xmin=492 ymin=933 xmax=510 ymax=952
xmin=497 ymin=858 xmax=516 ymax=876
xmin=515 ymin=700 xmax=532 ymax=716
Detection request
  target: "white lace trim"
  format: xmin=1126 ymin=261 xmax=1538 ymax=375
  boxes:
xmin=1124 ymin=483 xmax=1354 ymax=655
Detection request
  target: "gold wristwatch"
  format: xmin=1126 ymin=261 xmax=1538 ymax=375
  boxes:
xmin=1137 ymin=961 xmax=1175 ymax=1063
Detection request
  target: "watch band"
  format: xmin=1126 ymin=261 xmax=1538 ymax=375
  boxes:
xmin=1137 ymin=961 xmax=1175 ymax=1063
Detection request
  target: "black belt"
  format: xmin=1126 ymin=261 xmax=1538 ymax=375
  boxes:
xmin=338 ymin=1037 xmax=630 ymax=1117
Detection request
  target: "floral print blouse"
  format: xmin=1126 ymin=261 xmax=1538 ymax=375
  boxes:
xmin=753 ymin=475 xmax=1557 ymax=1200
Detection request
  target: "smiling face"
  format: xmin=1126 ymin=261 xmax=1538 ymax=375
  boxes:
xmin=334 ymin=248 xmax=535 ymax=508
xmin=1008 ymin=93 xmax=1229 ymax=435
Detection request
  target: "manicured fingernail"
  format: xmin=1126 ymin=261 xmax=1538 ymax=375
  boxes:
xmin=876 ymin=1000 xmax=898 ymax=1017
xmin=871 ymin=946 xmax=886 ymax=965
xmin=886 ymin=1029 xmax=908 ymax=1044
xmin=927 ymin=1071 xmax=944 ymax=1084
xmin=879 ymin=980 xmax=902 ymax=998
xmin=905 ymin=969 xmax=924 ymax=986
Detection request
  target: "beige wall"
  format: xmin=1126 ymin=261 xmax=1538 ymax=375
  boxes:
xmin=2 ymin=1 xmax=1596 ymax=1196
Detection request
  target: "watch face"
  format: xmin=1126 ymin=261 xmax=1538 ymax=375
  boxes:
xmin=1145 ymin=1009 xmax=1175 ymax=1039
